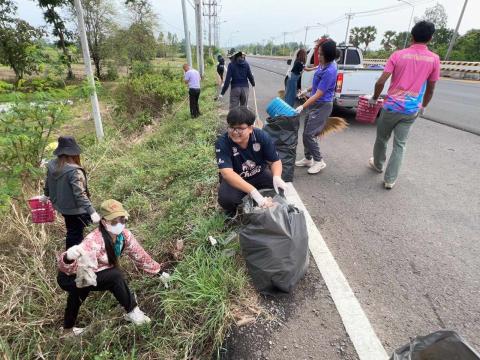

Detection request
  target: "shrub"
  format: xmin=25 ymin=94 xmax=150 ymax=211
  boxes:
xmin=129 ymin=61 xmax=154 ymax=78
xmin=17 ymin=77 xmax=65 ymax=93
xmin=0 ymin=80 xmax=14 ymax=93
xmin=0 ymin=102 xmax=69 ymax=210
xmin=114 ymin=71 xmax=186 ymax=125
xmin=105 ymin=61 xmax=119 ymax=81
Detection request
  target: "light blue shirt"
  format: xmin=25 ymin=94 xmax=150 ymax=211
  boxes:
xmin=184 ymin=69 xmax=201 ymax=89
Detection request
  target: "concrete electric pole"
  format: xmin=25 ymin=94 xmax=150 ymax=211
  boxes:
xmin=194 ymin=0 xmax=204 ymax=76
xmin=73 ymin=0 xmax=104 ymax=140
xmin=181 ymin=0 xmax=193 ymax=67
xmin=445 ymin=0 xmax=468 ymax=61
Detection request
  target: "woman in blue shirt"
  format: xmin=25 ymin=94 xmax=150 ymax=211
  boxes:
xmin=295 ymin=40 xmax=338 ymax=174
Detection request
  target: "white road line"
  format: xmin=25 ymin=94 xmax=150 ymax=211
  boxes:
xmin=286 ymin=184 xmax=389 ymax=360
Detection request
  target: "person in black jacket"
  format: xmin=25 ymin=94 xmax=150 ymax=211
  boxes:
xmin=43 ymin=136 xmax=100 ymax=249
xmin=219 ymin=51 xmax=255 ymax=109
xmin=217 ymin=54 xmax=225 ymax=83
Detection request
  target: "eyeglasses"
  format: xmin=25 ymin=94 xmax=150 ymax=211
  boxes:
xmin=227 ymin=126 xmax=250 ymax=134
xmin=110 ymin=217 xmax=127 ymax=225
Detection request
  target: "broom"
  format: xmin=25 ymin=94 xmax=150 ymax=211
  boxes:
xmin=319 ymin=117 xmax=348 ymax=137
xmin=252 ymin=87 xmax=264 ymax=128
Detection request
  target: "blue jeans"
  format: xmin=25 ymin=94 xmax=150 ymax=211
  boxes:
xmin=373 ymin=109 xmax=417 ymax=183
xmin=285 ymin=73 xmax=300 ymax=107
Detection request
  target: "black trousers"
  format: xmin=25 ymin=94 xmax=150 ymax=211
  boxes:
xmin=63 ymin=213 xmax=91 ymax=250
xmin=57 ymin=268 xmax=137 ymax=329
xmin=218 ymin=169 xmax=274 ymax=216
xmin=189 ymin=88 xmax=201 ymax=118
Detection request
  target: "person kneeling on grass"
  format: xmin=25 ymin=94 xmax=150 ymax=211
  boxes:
xmin=215 ymin=106 xmax=288 ymax=216
xmin=57 ymin=199 xmax=164 ymax=338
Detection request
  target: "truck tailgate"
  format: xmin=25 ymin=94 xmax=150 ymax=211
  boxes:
xmin=340 ymin=69 xmax=388 ymax=96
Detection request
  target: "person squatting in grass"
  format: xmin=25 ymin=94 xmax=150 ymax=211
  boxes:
xmin=43 ymin=136 xmax=101 ymax=250
xmin=57 ymin=199 xmax=165 ymax=338
xmin=215 ymin=106 xmax=288 ymax=217
xmin=219 ymin=51 xmax=256 ymax=109
xmin=183 ymin=63 xmax=202 ymax=118
xmin=367 ymin=21 xmax=440 ymax=190
xmin=295 ymin=40 xmax=338 ymax=174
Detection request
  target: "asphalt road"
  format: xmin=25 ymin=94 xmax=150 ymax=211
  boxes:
xmin=225 ymin=57 xmax=480 ymax=356
xmin=247 ymin=56 xmax=480 ymax=135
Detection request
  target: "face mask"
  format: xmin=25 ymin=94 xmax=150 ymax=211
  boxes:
xmin=106 ymin=222 xmax=125 ymax=235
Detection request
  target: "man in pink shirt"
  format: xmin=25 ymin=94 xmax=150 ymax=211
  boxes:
xmin=368 ymin=21 xmax=440 ymax=189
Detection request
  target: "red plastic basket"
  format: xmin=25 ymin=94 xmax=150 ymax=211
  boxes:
xmin=28 ymin=197 xmax=56 ymax=223
xmin=355 ymin=96 xmax=384 ymax=124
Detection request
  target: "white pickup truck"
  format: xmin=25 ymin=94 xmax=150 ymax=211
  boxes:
xmin=285 ymin=46 xmax=389 ymax=108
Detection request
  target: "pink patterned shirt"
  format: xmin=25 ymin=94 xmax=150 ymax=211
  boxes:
xmin=58 ymin=228 xmax=161 ymax=275
xmin=383 ymin=43 xmax=440 ymax=115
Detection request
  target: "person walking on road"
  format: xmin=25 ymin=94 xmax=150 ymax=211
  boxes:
xmin=215 ymin=107 xmax=287 ymax=216
xmin=44 ymin=136 xmax=100 ymax=250
xmin=295 ymin=40 xmax=338 ymax=174
xmin=219 ymin=51 xmax=256 ymax=109
xmin=183 ymin=64 xmax=201 ymax=118
xmin=368 ymin=21 xmax=440 ymax=189
xmin=285 ymin=49 xmax=306 ymax=107
xmin=217 ymin=54 xmax=225 ymax=84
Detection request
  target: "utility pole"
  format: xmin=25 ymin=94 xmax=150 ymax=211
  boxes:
xmin=73 ymin=0 xmax=103 ymax=140
xmin=181 ymin=0 xmax=192 ymax=66
xmin=194 ymin=0 xmax=204 ymax=76
xmin=398 ymin=0 xmax=415 ymax=49
xmin=304 ymin=26 xmax=310 ymax=47
xmin=283 ymin=32 xmax=287 ymax=55
xmin=445 ymin=0 xmax=468 ymax=61
xmin=344 ymin=12 xmax=354 ymax=46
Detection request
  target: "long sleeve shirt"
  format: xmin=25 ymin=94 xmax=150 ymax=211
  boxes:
xmin=58 ymin=228 xmax=161 ymax=275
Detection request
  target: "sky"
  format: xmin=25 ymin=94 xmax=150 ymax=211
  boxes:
xmin=15 ymin=0 xmax=479 ymax=50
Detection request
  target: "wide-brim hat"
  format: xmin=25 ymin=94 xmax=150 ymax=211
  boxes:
xmin=53 ymin=136 xmax=81 ymax=156
xmin=99 ymin=199 xmax=129 ymax=221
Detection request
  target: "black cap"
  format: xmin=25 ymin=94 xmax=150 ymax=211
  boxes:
xmin=53 ymin=136 xmax=81 ymax=156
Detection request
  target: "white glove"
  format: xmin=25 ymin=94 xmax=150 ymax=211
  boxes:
xmin=218 ymin=94 xmax=223 ymax=99
xmin=66 ymin=245 xmax=82 ymax=261
xmin=367 ymin=95 xmax=378 ymax=107
xmin=273 ymin=176 xmax=287 ymax=195
xmin=39 ymin=195 xmax=49 ymax=203
xmin=419 ymin=107 xmax=425 ymax=116
xmin=295 ymin=105 xmax=304 ymax=113
xmin=250 ymin=189 xmax=266 ymax=207
xmin=90 ymin=212 xmax=101 ymax=223
xmin=298 ymin=89 xmax=308 ymax=97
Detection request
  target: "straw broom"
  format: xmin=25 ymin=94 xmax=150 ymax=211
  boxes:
xmin=319 ymin=116 xmax=348 ymax=137
xmin=252 ymin=87 xmax=264 ymax=128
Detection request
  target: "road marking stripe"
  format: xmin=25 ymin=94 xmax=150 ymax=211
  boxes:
xmin=286 ymin=184 xmax=389 ymax=360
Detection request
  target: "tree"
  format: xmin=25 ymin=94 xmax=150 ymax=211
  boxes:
xmin=37 ymin=0 xmax=75 ymax=79
xmin=350 ymin=26 xmax=377 ymax=51
xmin=361 ymin=26 xmax=377 ymax=51
xmin=455 ymin=29 xmax=480 ymax=61
xmin=416 ymin=3 xmax=448 ymax=29
xmin=381 ymin=30 xmax=396 ymax=51
xmin=392 ymin=31 xmax=410 ymax=50
xmin=77 ymin=0 xmax=116 ymax=79
xmin=0 ymin=3 xmax=46 ymax=85
xmin=349 ymin=27 xmax=362 ymax=47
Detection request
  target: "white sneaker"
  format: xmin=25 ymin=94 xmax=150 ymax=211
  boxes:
xmin=368 ymin=157 xmax=383 ymax=173
xmin=295 ymin=158 xmax=314 ymax=167
xmin=307 ymin=160 xmax=326 ymax=174
xmin=60 ymin=327 xmax=86 ymax=339
xmin=384 ymin=181 xmax=395 ymax=189
xmin=124 ymin=306 xmax=151 ymax=325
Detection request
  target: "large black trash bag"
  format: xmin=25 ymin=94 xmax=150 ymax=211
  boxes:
xmin=390 ymin=330 xmax=480 ymax=360
xmin=239 ymin=189 xmax=309 ymax=294
xmin=263 ymin=115 xmax=299 ymax=182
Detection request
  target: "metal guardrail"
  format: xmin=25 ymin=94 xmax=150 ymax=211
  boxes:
xmin=364 ymin=59 xmax=480 ymax=79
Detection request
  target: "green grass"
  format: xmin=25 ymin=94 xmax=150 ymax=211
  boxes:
xmin=0 ymin=65 xmax=251 ymax=359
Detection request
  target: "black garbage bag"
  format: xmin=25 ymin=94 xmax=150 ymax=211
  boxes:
xmin=239 ymin=189 xmax=309 ymax=294
xmin=263 ymin=115 xmax=300 ymax=182
xmin=390 ymin=330 xmax=480 ymax=360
